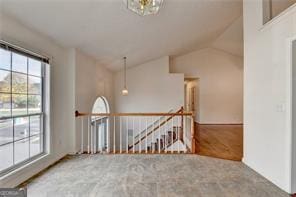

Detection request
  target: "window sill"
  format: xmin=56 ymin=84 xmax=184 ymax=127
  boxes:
xmin=0 ymin=153 xmax=49 ymax=182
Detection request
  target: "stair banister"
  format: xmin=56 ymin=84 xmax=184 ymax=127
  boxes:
xmin=75 ymin=109 xmax=194 ymax=154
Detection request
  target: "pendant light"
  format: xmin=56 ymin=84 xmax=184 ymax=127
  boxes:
xmin=122 ymin=57 xmax=128 ymax=96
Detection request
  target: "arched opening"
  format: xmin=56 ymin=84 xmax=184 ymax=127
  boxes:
xmin=91 ymin=96 xmax=110 ymax=152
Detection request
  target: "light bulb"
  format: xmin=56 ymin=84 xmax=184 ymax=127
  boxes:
xmin=122 ymin=88 xmax=128 ymax=96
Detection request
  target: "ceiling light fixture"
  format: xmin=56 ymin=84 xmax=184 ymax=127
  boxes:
xmin=122 ymin=57 xmax=128 ymax=96
xmin=125 ymin=0 xmax=164 ymax=16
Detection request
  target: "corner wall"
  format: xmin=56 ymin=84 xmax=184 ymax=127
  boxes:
xmin=74 ymin=50 xmax=114 ymax=153
xmin=171 ymin=48 xmax=243 ymax=124
xmin=0 ymin=13 xmax=75 ymax=187
xmin=243 ymin=1 xmax=296 ymax=193
xmin=114 ymin=56 xmax=184 ymax=113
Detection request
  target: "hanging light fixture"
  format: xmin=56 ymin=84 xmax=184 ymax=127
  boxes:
xmin=122 ymin=57 xmax=129 ymax=96
xmin=124 ymin=0 xmax=164 ymax=16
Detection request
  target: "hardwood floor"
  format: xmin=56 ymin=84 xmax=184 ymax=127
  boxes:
xmin=195 ymin=123 xmax=243 ymax=161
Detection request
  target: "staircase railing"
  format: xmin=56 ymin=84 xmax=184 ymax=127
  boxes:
xmin=128 ymin=107 xmax=184 ymax=150
xmin=75 ymin=109 xmax=196 ymax=154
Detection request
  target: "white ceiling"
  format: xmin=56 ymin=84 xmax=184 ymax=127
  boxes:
xmin=0 ymin=0 xmax=243 ymax=71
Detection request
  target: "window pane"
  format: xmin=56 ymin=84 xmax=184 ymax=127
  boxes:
xmin=30 ymin=135 xmax=41 ymax=157
xmin=15 ymin=138 xmax=29 ymax=164
xmin=12 ymin=53 xmax=27 ymax=73
xmin=28 ymin=95 xmax=41 ymax=114
xmin=12 ymin=72 xmax=27 ymax=94
xmin=0 ymin=49 xmax=11 ymax=70
xmin=0 ymin=143 xmax=13 ymax=171
xmin=0 ymin=119 xmax=13 ymax=146
xmin=14 ymin=117 xmax=29 ymax=141
xmin=30 ymin=116 xmax=40 ymax=136
xmin=28 ymin=76 xmax=41 ymax=94
xmin=28 ymin=58 xmax=41 ymax=77
xmin=12 ymin=94 xmax=27 ymax=116
xmin=0 ymin=70 xmax=11 ymax=93
xmin=0 ymin=93 xmax=11 ymax=117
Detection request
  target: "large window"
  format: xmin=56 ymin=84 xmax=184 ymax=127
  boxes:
xmin=0 ymin=46 xmax=46 ymax=174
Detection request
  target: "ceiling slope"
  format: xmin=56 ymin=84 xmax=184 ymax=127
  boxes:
xmin=1 ymin=0 xmax=243 ymax=71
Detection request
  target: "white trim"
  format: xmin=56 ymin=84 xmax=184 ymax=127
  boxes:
xmin=287 ymin=35 xmax=296 ymax=194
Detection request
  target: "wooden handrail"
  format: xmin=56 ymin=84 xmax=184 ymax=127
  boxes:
xmin=128 ymin=107 xmax=185 ymax=150
xmin=133 ymin=108 xmax=183 ymax=140
xmin=75 ymin=111 xmax=193 ymax=117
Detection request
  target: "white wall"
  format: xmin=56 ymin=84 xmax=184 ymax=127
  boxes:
xmin=115 ymin=56 xmax=184 ymax=113
xmin=114 ymin=56 xmax=184 ymax=150
xmin=243 ymin=1 xmax=296 ymax=193
xmin=0 ymin=14 xmax=75 ymax=187
xmin=74 ymin=49 xmax=114 ymax=153
xmin=171 ymin=48 xmax=243 ymax=124
xmin=292 ymin=40 xmax=296 ymax=193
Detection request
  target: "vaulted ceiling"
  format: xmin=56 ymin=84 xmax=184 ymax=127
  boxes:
xmin=0 ymin=0 xmax=243 ymax=71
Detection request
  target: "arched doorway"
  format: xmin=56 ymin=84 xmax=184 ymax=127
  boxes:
xmin=92 ymin=96 xmax=110 ymax=152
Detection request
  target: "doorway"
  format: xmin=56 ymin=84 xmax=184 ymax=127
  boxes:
xmin=184 ymin=78 xmax=199 ymax=121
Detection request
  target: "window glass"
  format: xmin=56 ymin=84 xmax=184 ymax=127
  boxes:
xmin=28 ymin=95 xmax=41 ymax=114
xmin=0 ymin=49 xmax=11 ymax=70
xmin=30 ymin=135 xmax=41 ymax=157
xmin=14 ymin=138 xmax=29 ymax=164
xmin=28 ymin=58 xmax=42 ymax=77
xmin=0 ymin=70 xmax=11 ymax=93
xmin=14 ymin=117 xmax=29 ymax=141
xmin=12 ymin=72 xmax=27 ymax=94
xmin=0 ymin=119 xmax=13 ymax=146
xmin=28 ymin=76 xmax=41 ymax=94
xmin=12 ymin=53 xmax=27 ymax=73
xmin=0 ymin=93 xmax=11 ymax=117
xmin=30 ymin=116 xmax=41 ymax=136
xmin=12 ymin=94 xmax=27 ymax=116
xmin=0 ymin=143 xmax=13 ymax=171
xmin=0 ymin=49 xmax=45 ymax=174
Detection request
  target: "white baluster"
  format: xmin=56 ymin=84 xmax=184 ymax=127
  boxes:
xmin=177 ymin=116 xmax=180 ymax=154
xmin=81 ymin=117 xmax=84 ymax=154
xmin=158 ymin=116 xmax=161 ymax=154
xmin=113 ymin=116 xmax=116 ymax=154
xmin=171 ymin=116 xmax=173 ymax=154
xmin=91 ymin=117 xmax=94 ymax=154
xmin=185 ymin=116 xmax=187 ymax=153
xmin=152 ymin=117 xmax=154 ymax=153
xmin=165 ymin=119 xmax=167 ymax=153
xmin=94 ymin=117 xmax=97 ymax=154
xmin=146 ymin=117 xmax=148 ymax=153
xmin=88 ymin=116 xmax=90 ymax=154
xmin=139 ymin=117 xmax=142 ymax=153
xmin=107 ymin=116 xmax=109 ymax=153
xmin=126 ymin=116 xmax=129 ymax=153
xmin=133 ymin=117 xmax=135 ymax=154
xmin=120 ymin=116 xmax=122 ymax=154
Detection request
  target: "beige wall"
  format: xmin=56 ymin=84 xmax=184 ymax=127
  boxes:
xmin=171 ymin=48 xmax=243 ymax=124
xmin=74 ymin=49 xmax=114 ymax=153
xmin=244 ymin=1 xmax=296 ymax=193
xmin=114 ymin=56 xmax=184 ymax=113
xmin=0 ymin=14 xmax=76 ymax=187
